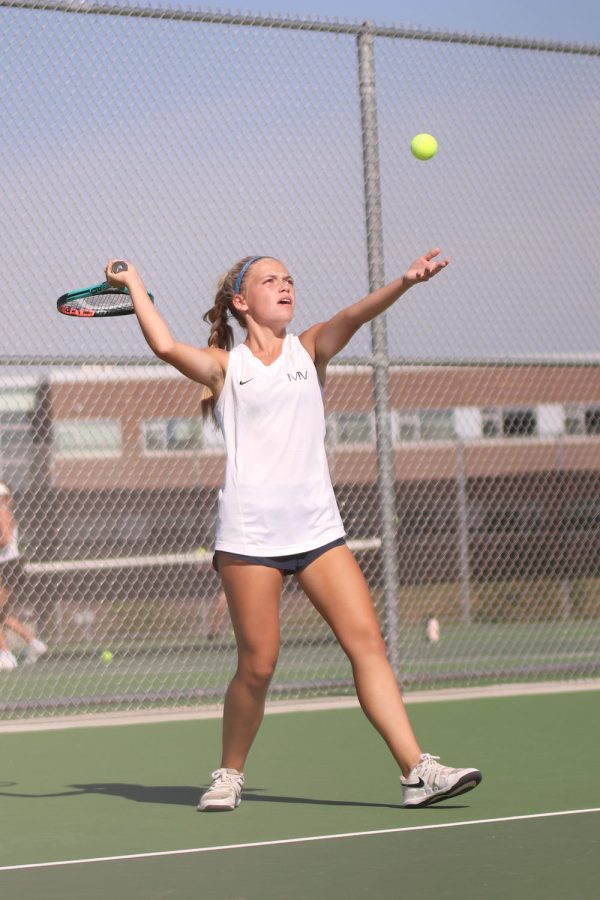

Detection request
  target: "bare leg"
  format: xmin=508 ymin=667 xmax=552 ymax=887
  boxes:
xmin=218 ymin=558 xmax=283 ymax=772
xmin=4 ymin=615 xmax=34 ymax=643
xmin=296 ymin=544 xmax=421 ymax=776
xmin=0 ymin=585 xmax=12 ymax=652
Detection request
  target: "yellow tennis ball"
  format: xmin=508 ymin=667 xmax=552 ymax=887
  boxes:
xmin=411 ymin=133 xmax=438 ymax=160
xmin=101 ymin=650 xmax=113 ymax=664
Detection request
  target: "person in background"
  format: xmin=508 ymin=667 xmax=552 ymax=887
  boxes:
xmin=426 ymin=613 xmax=441 ymax=643
xmin=0 ymin=482 xmax=48 ymax=671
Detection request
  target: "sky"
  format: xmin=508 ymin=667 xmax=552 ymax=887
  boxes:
xmin=199 ymin=0 xmax=600 ymax=45
xmin=1 ymin=0 xmax=599 ymax=364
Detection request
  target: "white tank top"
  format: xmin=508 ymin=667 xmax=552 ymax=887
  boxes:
xmin=214 ymin=334 xmax=345 ymax=555
xmin=0 ymin=524 xmax=19 ymax=563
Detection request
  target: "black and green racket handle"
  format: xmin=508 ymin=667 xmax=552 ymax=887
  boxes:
xmin=111 ymin=261 xmax=129 ymax=274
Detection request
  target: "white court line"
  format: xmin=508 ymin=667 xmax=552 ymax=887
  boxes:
xmin=1 ymin=807 xmax=598 ymax=873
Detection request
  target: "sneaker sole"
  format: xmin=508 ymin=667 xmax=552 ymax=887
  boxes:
xmin=197 ymin=798 xmax=241 ymax=812
xmin=404 ymin=771 xmax=482 ymax=809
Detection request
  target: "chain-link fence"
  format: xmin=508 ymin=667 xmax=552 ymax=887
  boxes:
xmin=1 ymin=1 xmax=599 ymax=718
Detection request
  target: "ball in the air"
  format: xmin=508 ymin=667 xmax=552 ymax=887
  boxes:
xmin=101 ymin=650 xmax=113 ymax=664
xmin=411 ymin=133 xmax=438 ymax=160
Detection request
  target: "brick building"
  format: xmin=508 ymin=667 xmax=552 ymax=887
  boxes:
xmin=1 ymin=362 xmax=599 ymax=618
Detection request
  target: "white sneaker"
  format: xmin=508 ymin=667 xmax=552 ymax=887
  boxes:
xmin=0 ymin=650 xmax=18 ymax=671
xmin=198 ymin=768 xmax=244 ymax=812
xmin=25 ymin=638 xmax=48 ymax=664
xmin=401 ymin=753 xmax=482 ymax=808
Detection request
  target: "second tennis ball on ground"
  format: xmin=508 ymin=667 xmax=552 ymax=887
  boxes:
xmin=411 ymin=133 xmax=438 ymax=160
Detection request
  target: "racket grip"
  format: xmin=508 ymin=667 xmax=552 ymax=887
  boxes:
xmin=111 ymin=261 xmax=128 ymax=274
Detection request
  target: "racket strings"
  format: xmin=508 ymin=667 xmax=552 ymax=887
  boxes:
xmin=82 ymin=292 xmax=134 ymax=313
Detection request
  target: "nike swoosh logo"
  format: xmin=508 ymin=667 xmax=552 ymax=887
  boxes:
xmin=239 ymin=378 xmax=257 ymax=385
xmin=404 ymin=777 xmax=425 ymax=789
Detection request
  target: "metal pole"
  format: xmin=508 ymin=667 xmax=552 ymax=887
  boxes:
xmin=555 ymin=436 xmax=571 ymax=619
xmin=455 ymin=440 xmax=472 ymax=623
xmin=357 ymin=24 xmax=401 ymax=674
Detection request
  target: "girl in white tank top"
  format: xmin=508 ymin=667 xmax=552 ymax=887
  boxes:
xmin=106 ymin=250 xmax=481 ymax=813
xmin=215 ymin=333 xmax=344 ymax=556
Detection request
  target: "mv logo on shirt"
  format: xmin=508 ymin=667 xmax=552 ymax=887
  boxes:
xmin=287 ymin=370 xmax=308 ymax=382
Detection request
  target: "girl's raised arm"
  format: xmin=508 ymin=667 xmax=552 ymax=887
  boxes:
xmin=300 ymin=249 xmax=448 ymax=382
xmin=105 ymin=260 xmax=226 ymax=394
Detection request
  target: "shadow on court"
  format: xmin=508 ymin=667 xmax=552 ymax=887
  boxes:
xmin=0 ymin=782 xmax=408 ymax=809
xmin=0 ymin=782 xmax=470 ymax=810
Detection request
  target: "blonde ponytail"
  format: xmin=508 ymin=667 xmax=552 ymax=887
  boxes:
xmin=200 ymin=256 xmax=265 ymax=420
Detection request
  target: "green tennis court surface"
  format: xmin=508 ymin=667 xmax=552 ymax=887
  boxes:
xmin=1 ymin=691 xmax=598 ymax=899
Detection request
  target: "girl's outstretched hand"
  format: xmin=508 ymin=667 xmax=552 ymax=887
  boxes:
xmin=404 ymin=248 xmax=449 ymax=286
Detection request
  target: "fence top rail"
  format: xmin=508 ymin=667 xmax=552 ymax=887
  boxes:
xmin=2 ymin=0 xmax=600 ymax=55
xmin=2 ymin=357 xmax=600 ymax=371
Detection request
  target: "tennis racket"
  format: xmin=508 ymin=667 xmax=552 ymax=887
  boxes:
xmin=57 ymin=262 xmax=154 ymax=318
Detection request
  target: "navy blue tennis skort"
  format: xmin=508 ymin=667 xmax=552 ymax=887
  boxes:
xmin=213 ymin=537 xmax=346 ymax=576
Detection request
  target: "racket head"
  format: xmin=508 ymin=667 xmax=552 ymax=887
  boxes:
xmin=56 ymin=282 xmax=154 ymax=318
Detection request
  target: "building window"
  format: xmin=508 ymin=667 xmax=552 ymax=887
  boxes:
xmin=481 ymin=408 xmax=501 ymax=438
xmin=482 ymin=407 xmax=537 ymax=439
xmin=142 ymin=417 xmax=203 ymax=453
xmin=393 ymin=409 xmax=455 ymax=443
xmin=54 ymin=419 xmax=122 ymax=457
xmin=584 ymin=408 xmax=600 ymax=436
xmin=394 ymin=412 xmax=420 ymax=443
xmin=563 ymin=404 xmax=600 ymax=437
xmin=564 ymin=405 xmax=584 ymax=436
xmin=420 ymin=410 xmax=456 ymax=441
xmin=327 ymin=412 xmax=374 ymax=445
xmin=503 ymin=408 xmax=537 ymax=437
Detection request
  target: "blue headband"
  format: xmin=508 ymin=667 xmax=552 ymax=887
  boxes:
xmin=234 ymin=256 xmax=265 ymax=294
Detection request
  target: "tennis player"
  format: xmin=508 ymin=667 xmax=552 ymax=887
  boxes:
xmin=105 ymin=252 xmax=482 ymax=810
xmin=0 ymin=482 xmax=48 ymax=670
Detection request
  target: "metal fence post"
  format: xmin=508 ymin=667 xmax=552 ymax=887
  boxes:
xmin=455 ymin=439 xmax=472 ymax=623
xmin=357 ymin=24 xmax=401 ymax=674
